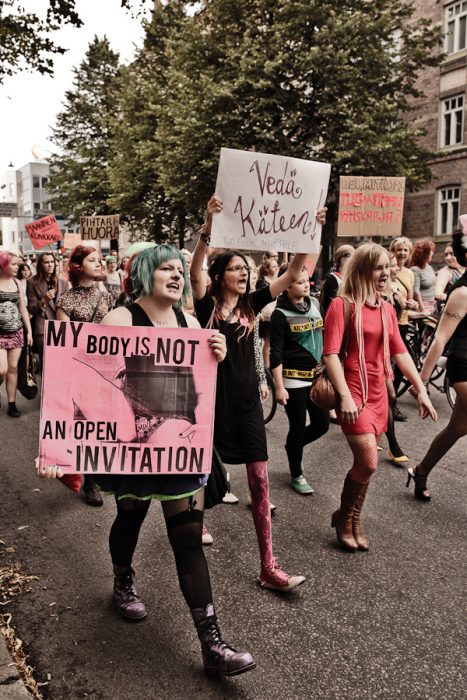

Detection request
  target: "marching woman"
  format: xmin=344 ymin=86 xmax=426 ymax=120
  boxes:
xmin=27 ymin=252 xmax=69 ymax=362
xmin=55 ymin=245 xmax=111 ymax=506
xmin=319 ymin=244 xmax=355 ymax=317
xmin=40 ymin=245 xmax=255 ymax=677
xmin=0 ymin=252 xmax=32 ymax=416
xmin=323 ymin=244 xmax=437 ymax=552
xmin=191 ymin=195 xmax=326 ymax=590
xmin=270 ymin=265 xmax=330 ymax=494
xmin=407 ymin=230 xmax=467 ymax=500
xmin=434 ymin=243 xmax=465 ymax=303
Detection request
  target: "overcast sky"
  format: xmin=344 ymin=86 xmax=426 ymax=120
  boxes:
xmin=0 ymin=0 xmax=148 ymax=170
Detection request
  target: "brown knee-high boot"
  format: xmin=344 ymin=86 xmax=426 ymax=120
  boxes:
xmin=352 ymin=480 xmax=370 ymax=551
xmin=331 ymin=474 xmax=367 ymax=552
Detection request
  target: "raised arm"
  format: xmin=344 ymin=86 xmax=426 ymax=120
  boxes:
xmin=190 ymin=196 xmax=221 ymax=300
xmin=434 ymin=267 xmax=452 ymax=302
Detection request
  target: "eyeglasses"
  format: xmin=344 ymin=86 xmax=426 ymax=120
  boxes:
xmin=225 ymin=265 xmax=250 ymax=273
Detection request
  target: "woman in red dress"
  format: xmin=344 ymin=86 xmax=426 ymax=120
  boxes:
xmin=323 ymin=244 xmax=437 ymax=552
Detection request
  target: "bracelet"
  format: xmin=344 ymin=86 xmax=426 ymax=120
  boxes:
xmin=199 ymin=225 xmax=211 ymax=245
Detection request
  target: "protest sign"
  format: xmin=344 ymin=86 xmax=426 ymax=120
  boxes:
xmin=80 ymin=215 xmax=119 ymax=241
xmin=337 ymin=176 xmax=405 ymax=238
xmin=210 ymin=148 xmax=330 ymax=254
xmin=38 ymin=322 xmax=217 ymax=475
xmin=63 ymin=233 xmax=82 ymax=250
xmin=25 ymin=215 xmax=63 ymax=250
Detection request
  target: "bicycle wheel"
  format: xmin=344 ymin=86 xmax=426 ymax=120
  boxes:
xmin=444 ymin=373 xmax=457 ymax=410
xmin=262 ymin=368 xmax=277 ymax=424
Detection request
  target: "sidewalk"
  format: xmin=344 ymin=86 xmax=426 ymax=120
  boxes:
xmin=0 ymin=636 xmax=31 ymax=699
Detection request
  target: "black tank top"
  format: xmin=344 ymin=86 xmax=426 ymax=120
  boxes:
xmin=127 ymin=303 xmax=188 ymax=328
xmin=447 ymin=272 xmax=467 ymax=357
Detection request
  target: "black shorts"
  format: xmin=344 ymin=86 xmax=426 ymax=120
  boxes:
xmin=446 ymin=355 xmax=467 ymax=385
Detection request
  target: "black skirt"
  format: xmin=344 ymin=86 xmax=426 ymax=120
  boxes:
xmin=446 ymin=355 xmax=467 ymax=385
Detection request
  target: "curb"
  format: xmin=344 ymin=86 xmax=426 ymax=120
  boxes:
xmin=0 ymin=635 xmax=31 ymax=698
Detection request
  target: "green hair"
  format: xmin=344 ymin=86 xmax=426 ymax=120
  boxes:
xmin=130 ymin=245 xmax=189 ymax=308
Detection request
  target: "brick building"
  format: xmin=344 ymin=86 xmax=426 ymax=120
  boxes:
xmin=403 ymin=0 xmax=467 ymax=253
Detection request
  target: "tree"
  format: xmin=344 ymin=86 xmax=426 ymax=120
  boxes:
xmin=152 ymin=0 xmax=441 ymax=250
xmin=108 ymin=1 xmax=189 ymax=244
xmin=0 ymin=0 xmax=82 ymax=83
xmin=47 ymin=37 xmax=121 ymax=222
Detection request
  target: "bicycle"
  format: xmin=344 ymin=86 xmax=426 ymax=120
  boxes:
xmin=262 ymin=367 xmax=277 ymax=424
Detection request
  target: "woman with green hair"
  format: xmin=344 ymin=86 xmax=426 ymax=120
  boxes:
xmin=40 ymin=244 xmax=255 ymax=677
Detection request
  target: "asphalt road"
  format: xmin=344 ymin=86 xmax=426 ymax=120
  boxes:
xmin=0 ymin=385 xmax=465 ymax=700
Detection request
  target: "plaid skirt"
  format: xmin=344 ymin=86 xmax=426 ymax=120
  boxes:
xmin=0 ymin=329 xmax=24 ymax=350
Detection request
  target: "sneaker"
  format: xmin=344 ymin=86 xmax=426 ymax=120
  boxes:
xmin=222 ymin=492 xmax=239 ymax=504
xmin=202 ymin=525 xmax=213 ymax=545
xmin=258 ymin=558 xmax=305 ymax=591
xmin=290 ymin=475 xmax=314 ymax=495
xmin=247 ymin=498 xmax=276 ymax=513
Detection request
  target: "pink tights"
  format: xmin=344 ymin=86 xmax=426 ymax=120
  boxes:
xmin=246 ymin=461 xmax=274 ymax=568
xmin=346 ymin=434 xmax=380 ymax=484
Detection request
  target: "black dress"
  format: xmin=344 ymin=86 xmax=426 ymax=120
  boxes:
xmin=446 ymin=272 xmax=467 ymax=385
xmin=195 ymin=287 xmax=272 ymax=464
xmin=94 ymin=303 xmax=208 ymax=500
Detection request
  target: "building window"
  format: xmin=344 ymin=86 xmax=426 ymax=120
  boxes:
xmin=438 ymin=187 xmax=461 ymax=235
xmin=41 ymin=177 xmax=49 ymax=188
xmin=441 ymin=95 xmax=464 ymax=147
xmin=33 ymin=175 xmax=40 ymax=188
xmin=445 ymin=2 xmax=467 ymax=54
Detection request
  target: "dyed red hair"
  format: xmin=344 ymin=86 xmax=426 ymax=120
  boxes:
xmin=410 ymin=239 xmax=435 ymax=268
xmin=68 ymin=245 xmax=99 ymax=287
xmin=0 ymin=251 xmax=15 ymax=274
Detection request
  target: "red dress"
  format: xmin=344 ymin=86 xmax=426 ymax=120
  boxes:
xmin=323 ymin=297 xmax=406 ymax=436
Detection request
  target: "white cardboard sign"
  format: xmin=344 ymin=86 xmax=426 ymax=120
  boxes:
xmin=210 ymin=148 xmax=330 ymax=254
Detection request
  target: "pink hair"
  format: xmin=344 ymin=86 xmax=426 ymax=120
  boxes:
xmin=0 ymin=251 xmax=14 ymax=274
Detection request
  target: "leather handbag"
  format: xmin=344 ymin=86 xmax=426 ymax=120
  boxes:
xmin=310 ymin=298 xmax=351 ymax=411
xmin=17 ymin=345 xmax=39 ymax=400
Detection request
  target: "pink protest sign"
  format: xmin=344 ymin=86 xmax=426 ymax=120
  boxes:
xmin=38 ymin=321 xmax=218 ymax=476
xmin=337 ymin=176 xmax=406 ymax=237
xmin=25 ymin=215 xmax=63 ymax=250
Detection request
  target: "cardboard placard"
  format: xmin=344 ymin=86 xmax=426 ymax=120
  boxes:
xmin=25 ymin=215 xmax=63 ymax=250
xmin=38 ymin=322 xmax=217 ymax=475
xmin=80 ymin=215 xmax=119 ymax=241
xmin=63 ymin=233 xmax=83 ymax=250
xmin=337 ymin=176 xmax=405 ymax=237
xmin=211 ymin=148 xmax=330 ymax=254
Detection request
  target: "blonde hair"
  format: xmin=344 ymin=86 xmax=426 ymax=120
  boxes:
xmin=340 ymin=243 xmax=390 ymax=305
xmin=389 ymin=236 xmax=413 ymax=254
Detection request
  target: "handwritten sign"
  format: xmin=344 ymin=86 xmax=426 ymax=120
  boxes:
xmin=210 ymin=148 xmax=330 ymax=254
xmin=80 ymin=215 xmax=119 ymax=241
xmin=337 ymin=176 xmax=406 ymax=238
xmin=38 ymin=322 xmax=217 ymax=475
xmin=63 ymin=233 xmax=82 ymax=250
xmin=25 ymin=215 xmax=63 ymax=250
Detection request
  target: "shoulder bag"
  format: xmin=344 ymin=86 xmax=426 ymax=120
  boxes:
xmin=310 ymin=298 xmax=351 ymax=411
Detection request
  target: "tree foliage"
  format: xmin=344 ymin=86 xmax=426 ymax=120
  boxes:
xmin=47 ymin=37 xmax=121 ymax=223
xmin=48 ymin=0 xmax=441 ymax=247
xmin=0 ymin=0 xmax=82 ymax=83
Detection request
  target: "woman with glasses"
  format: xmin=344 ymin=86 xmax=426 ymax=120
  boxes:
xmin=190 ymin=196 xmax=326 ymax=591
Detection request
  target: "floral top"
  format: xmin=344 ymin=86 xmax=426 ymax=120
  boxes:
xmin=56 ymin=285 xmax=110 ymax=323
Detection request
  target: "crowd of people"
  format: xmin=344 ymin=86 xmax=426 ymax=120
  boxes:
xmin=0 ymin=207 xmax=465 ymax=677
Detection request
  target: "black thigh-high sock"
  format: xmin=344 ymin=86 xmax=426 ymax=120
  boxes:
xmin=109 ymin=498 xmax=151 ymax=567
xmin=164 ymin=507 xmax=213 ymax=610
